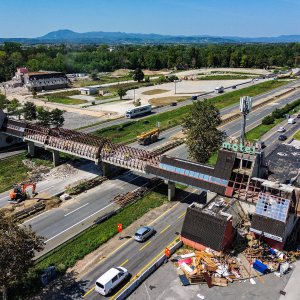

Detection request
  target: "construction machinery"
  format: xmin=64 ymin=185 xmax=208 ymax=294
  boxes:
xmin=137 ymin=128 xmax=160 ymax=146
xmin=9 ymin=182 xmax=37 ymax=203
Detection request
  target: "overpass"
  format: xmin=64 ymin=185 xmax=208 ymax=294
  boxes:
xmin=0 ymin=114 xmax=267 ymax=202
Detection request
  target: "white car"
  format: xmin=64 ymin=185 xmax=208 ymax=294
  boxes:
xmin=277 ymin=127 xmax=286 ymax=133
xmin=95 ymin=267 xmax=129 ymax=295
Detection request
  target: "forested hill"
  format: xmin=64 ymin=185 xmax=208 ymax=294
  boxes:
xmin=1 ymin=29 xmax=300 ymax=44
xmin=1 ymin=42 xmax=300 ymax=82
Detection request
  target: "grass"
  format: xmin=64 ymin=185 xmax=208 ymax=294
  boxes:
xmin=246 ymin=118 xmax=283 ymax=142
xmin=198 ymin=75 xmax=252 ymax=80
xmin=142 ymin=89 xmax=169 ymax=95
xmin=46 ymin=97 xmax=86 ymax=105
xmin=93 ymin=80 xmax=289 ymax=144
xmin=34 ymin=183 xmax=172 ymax=273
xmin=0 ymin=150 xmax=54 ymax=193
xmin=294 ymin=130 xmax=300 ymax=141
xmin=149 ymin=96 xmax=188 ymax=106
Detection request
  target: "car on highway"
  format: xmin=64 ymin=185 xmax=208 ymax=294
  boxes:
xmin=277 ymin=126 xmax=286 ymax=133
xmin=170 ymin=102 xmax=177 ymax=106
xmin=297 ymin=114 xmax=300 ymax=118
xmin=95 ymin=267 xmax=129 ymax=295
xmin=278 ymin=135 xmax=287 ymax=141
xmin=288 ymin=117 xmax=296 ymax=124
xmin=232 ymin=85 xmax=236 ymax=89
xmin=134 ymin=226 xmax=155 ymax=242
xmin=191 ymin=96 xmax=197 ymax=100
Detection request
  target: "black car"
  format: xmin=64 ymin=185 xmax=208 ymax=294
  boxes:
xmin=297 ymin=114 xmax=300 ymax=118
xmin=170 ymin=102 xmax=177 ymax=106
xmin=278 ymin=135 xmax=287 ymax=141
xmin=191 ymin=96 xmax=197 ymax=100
xmin=232 ymin=85 xmax=236 ymax=89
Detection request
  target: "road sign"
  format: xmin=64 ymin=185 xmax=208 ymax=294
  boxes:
xmin=117 ymin=223 xmax=123 ymax=233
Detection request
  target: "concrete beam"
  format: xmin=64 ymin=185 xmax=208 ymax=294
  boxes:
xmin=27 ymin=141 xmax=35 ymax=157
xmin=52 ymin=150 xmax=60 ymax=167
xmin=167 ymin=181 xmax=176 ymax=201
xmin=102 ymin=161 xmax=111 ymax=177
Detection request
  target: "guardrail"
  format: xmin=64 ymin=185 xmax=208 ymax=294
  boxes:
xmin=115 ymin=240 xmax=183 ymax=300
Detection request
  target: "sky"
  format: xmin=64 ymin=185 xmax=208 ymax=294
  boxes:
xmin=0 ymin=0 xmax=299 ymax=38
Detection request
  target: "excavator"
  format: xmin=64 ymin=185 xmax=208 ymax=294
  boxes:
xmin=137 ymin=128 xmax=160 ymax=146
xmin=9 ymin=182 xmax=37 ymax=203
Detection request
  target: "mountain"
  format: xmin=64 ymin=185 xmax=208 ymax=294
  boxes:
xmin=1 ymin=29 xmax=300 ymax=44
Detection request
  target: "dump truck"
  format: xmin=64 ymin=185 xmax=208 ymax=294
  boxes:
xmin=137 ymin=128 xmax=160 ymax=146
xmin=9 ymin=182 xmax=37 ymax=203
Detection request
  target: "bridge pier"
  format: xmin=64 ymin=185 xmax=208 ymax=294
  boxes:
xmin=102 ymin=162 xmax=111 ymax=177
xmin=27 ymin=141 xmax=35 ymax=157
xmin=167 ymin=180 xmax=176 ymax=201
xmin=52 ymin=150 xmax=60 ymax=167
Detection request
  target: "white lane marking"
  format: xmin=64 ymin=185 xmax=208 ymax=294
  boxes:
xmin=64 ymin=203 xmax=89 ymax=217
xmin=39 ymin=186 xmax=54 ymax=193
xmin=45 ymin=203 xmax=114 ymax=243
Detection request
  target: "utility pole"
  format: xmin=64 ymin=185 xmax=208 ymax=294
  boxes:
xmin=174 ymin=80 xmax=177 ymax=94
xmin=133 ymin=88 xmax=136 ymax=103
xmin=240 ymin=96 xmax=252 ymax=146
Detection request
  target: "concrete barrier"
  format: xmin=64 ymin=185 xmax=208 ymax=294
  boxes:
xmin=115 ymin=240 xmax=183 ymax=300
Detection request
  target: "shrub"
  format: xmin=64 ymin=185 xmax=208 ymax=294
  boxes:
xmin=262 ymin=115 xmax=275 ymax=125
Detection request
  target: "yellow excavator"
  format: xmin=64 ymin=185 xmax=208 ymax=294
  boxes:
xmin=137 ymin=128 xmax=160 ymax=146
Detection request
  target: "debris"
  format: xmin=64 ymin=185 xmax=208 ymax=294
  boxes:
xmin=252 ymin=260 xmax=268 ymax=274
xmin=250 ymin=278 xmax=256 ymax=285
xmin=197 ymin=294 xmax=205 ymax=299
xmin=179 ymin=274 xmax=190 ymax=286
xmin=181 ymin=253 xmax=195 ymax=259
xmin=280 ymin=290 xmax=286 ymax=296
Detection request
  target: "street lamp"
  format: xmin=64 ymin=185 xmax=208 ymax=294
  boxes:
xmin=174 ymin=80 xmax=178 ymax=94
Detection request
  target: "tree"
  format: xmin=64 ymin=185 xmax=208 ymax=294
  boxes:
xmin=182 ymin=101 xmax=226 ymax=163
xmin=90 ymin=71 xmax=98 ymax=81
xmin=0 ymin=93 xmax=9 ymax=110
xmin=7 ymin=98 xmax=22 ymax=119
xmin=36 ymin=107 xmax=52 ymax=126
xmin=117 ymin=88 xmax=126 ymax=100
xmin=132 ymin=68 xmax=144 ymax=83
xmin=51 ymin=108 xmax=65 ymax=127
xmin=22 ymin=102 xmax=37 ymax=121
xmin=0 ymin=211 xmax=44 ymax=300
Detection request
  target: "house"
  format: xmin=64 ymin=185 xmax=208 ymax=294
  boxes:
xmin=80 ymin=86 xmax=99 ymax=95
xmin=181 ymin=196 xmax=246 ymax=252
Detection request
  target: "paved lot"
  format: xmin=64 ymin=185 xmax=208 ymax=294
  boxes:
xmin=63 ymin=111 xmax=104 ymax=129
xmin=128 ymin=260 xmax=293 ymax=300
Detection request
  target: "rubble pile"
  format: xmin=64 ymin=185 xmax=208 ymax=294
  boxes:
xmin=44 ymin=164 xmax=78 ymax=179
xmin=174 ymin=238 xmax=300 ymax=288
xmin=22 ymin=159 xmax=51 ymax=182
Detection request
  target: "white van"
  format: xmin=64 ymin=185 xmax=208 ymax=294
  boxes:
xmin=288 ymin=118 xmax=296 ymax=124
xmin=95 ymin=267 xmax=129 ymax=295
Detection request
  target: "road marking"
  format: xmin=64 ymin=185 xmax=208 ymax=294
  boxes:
xmin=110 ymin=237 xmax=179 ymax=300
xmin=0 ymin=195 xmax=9 ymax=201
xmin=83 ymin=286 xmax=95 ymax=298
xmin=44 ymin=203 xmax=114 ymax=243
xmin=178 ymin=212 xmax=186 ymax=219
xmin=148 ymin=202 xmax=180 ymax=226
xmin=160 ymin=224 xmax=171 ymax=234
xmin=120 ymin=259 xmax=129 ymax=267
xmin=64 ymin=203 xmax=89 ymax=217
xmin=39 ymin=185 xmax=54 ymax=193
xmin=139 ymin=241 xmax=151 ymax=251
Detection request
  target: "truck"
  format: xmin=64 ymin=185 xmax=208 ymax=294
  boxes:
xmin=125 ymin=105 xmax=152 ymax=118
xmin=137 ymin=128 xmax=160 ymax=145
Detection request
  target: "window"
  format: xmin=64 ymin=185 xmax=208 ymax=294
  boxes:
xmin=180 ymin=168 xmax=185 ymax=175
xmin=203 ymin=175 xmax=209 ymax=181
xmin=112 ymin=275 xmax=118 ymax=283
xmin=185 ymin=170 xmax=189 ymax=175
xmin=190 ymin=171 xmax=195 ymax=177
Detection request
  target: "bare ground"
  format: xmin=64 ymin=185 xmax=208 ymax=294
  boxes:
xmin=149 ymin=96 xmax=188 ymax=106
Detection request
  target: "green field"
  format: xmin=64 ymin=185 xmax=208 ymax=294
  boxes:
xmin=198 ymin=75 xmax=252 ymax=80
xmin=93 ymin=80 xmax=288 ymax=143
xmin=46 ymin=97 xmax=86 ymax=105
xmin=294 ymin=130 xmax=300 ymax=140
xmin=0 ymin=152 xmax=53 ymax=193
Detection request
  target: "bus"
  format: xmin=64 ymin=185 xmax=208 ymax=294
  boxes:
xmin=125 ymin=105 xmax=152 ymax=118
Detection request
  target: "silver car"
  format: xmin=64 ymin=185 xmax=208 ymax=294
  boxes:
xmin=134 ymin=226 xmax=155 ymax=242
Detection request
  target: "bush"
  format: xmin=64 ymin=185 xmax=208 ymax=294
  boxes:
xmin=272 ymin=108 xmax=284 ymax=119
xmin=262 ymin=115 xmax=275 ymax=125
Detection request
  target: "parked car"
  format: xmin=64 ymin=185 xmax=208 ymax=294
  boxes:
xmin=297 ymin=114 xmax=300 ymax=119
xmin=277 ymin=127 xmax=286 ymax=133
xmin=278 ymin=135 xmax=287 ymax=141
xmin=191 ymin=96 xmax=197 ymax=100
xmin=170 ymin=102 xmax=177 ymax=106
xmin=134 ymin=226 xmax=155 ymax=242
xmin=95 ymin=267 xmax=129 ymax=295
xmin=232 ymin=85 xmax=236 ymax=89
xmin=255 ymin=140 xmax=266 ymax=149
